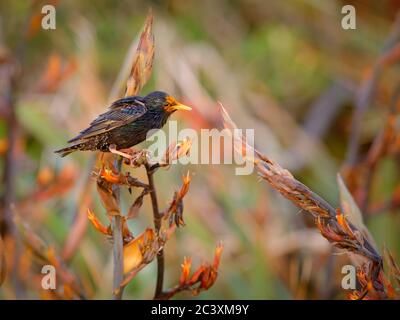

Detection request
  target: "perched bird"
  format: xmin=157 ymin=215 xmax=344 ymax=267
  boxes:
xmin=55 ymin=91 xmax=191 ymax=157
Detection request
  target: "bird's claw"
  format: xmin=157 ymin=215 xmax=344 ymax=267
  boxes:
xmin=125 ymin=149 xmax=151 ymax=167
xmin=108 ymin=145 xmax=154 ymax=168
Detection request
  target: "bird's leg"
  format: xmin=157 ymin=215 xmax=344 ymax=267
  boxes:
xmin=109 ymin=144 xmax=133 ymax=160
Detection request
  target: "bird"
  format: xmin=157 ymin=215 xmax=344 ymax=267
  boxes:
xmin=55 ymin=91 xmax=191 ymax=157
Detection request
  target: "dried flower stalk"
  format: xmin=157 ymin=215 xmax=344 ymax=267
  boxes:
xmin=220 ymin=103 xmax=388 ymax=299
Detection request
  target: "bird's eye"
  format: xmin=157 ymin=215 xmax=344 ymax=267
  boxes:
xmin=164 ymin=101 xmax=170 ymax=107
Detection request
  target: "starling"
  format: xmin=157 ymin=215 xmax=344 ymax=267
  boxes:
xmin=55 ymin=91 xmax=191 ymax=157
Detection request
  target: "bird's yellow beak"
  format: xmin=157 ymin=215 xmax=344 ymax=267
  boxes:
xmin=164 ymin=95 xmax=192 ymax=112
xmin=173 ymin=102 xmax=192 ymax=111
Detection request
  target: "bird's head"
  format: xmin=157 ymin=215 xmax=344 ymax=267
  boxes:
xmin=144 ymin=91 xmax=192 ymax=114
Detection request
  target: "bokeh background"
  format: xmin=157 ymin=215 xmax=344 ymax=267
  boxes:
xmin=0 ymin=0 xmax=400 ymax=299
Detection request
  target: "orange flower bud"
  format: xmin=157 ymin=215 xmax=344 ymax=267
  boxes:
xmin=179 ymin=257 xmax=192 ymax=286
xmin=179 ymin=172 xmax=191 ymax=198
xmin=87 ymin=209 xmax=109 ymax=235
xmin=100 ymin=167 xmax=120 ymax=184
xmin=213 ymin=243 xmax=223 ymax=270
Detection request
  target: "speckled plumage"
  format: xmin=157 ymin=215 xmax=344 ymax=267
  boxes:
xmin=55 ymin=91 xmax=189 ymax=157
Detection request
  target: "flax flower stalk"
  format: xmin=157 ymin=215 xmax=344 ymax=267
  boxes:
xmin=220 ymin=103 xmax=386 ymax=298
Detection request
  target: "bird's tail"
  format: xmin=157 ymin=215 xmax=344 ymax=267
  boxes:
xmin=54 ymin=144 xmax=81 ymax=157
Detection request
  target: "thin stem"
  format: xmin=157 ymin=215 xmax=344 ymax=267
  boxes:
xmin=1 ymin=96 xmax=18 ymax=236
xmin=112 ymin=157 xmax=124 ymax=300
xmin=145 ymin=163 xmax=164 ymax=299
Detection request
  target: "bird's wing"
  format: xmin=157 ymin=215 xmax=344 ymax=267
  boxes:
xmin=68 ymin=96 xmax=147 ymax=143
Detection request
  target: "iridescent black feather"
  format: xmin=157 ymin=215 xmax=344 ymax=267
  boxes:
xmin=55 ymin=91 xmax=177 ymax=157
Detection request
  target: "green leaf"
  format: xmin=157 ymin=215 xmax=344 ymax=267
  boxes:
xmin=16 ymin=102 xmax=67 ymax=146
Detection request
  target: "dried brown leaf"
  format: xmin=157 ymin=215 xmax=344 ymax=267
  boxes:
xmin=123 ymin=228 xmax=155 ymax=274
xmin=126 ymin=189 xmax=148 ymax=220
xmin=125 ymin=11 xmax=154 ymax=97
